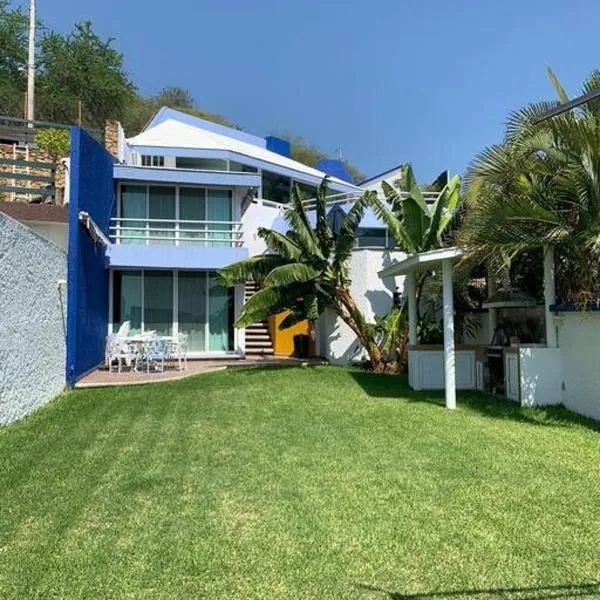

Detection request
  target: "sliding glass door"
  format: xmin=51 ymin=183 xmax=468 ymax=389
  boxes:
xmin=112 ymin=270 xmax=234 ymax=353
xmin=178 ymin=272 xmax=207 ymax=352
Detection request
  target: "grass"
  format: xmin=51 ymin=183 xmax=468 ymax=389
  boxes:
xmin=1 ymin=366 xmax=600 ymax=599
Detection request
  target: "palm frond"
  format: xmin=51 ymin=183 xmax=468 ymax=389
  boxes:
xmin=263 ymin=263 xmax=321 ymax=287
xmin=257 ymin=228 xmax=302 ymax=261
xmin=218 ymin=255 xmax=285 ymax=287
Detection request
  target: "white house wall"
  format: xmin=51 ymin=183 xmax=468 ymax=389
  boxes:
xmin=241 ymin=201 xmax=286 ymax=256
xmin=558 ymin=313 xmax=600 ymax=420
xmin=320 ymin=249 xmax=406 ymax=364
xmin=0 ymin=214 xmax=67 ymax=425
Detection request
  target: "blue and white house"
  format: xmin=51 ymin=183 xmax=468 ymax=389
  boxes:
xmin=66 ymin=108 xmax=363 ymax=385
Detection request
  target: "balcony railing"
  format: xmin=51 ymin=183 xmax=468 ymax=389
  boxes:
xmin=109 ymin=217 xmax=244 ymax=247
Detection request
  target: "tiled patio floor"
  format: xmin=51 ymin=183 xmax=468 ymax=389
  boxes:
xmin=75 ymin=356 xmax=326 ymax=388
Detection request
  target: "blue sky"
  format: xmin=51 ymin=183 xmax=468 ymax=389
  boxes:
xmin=21 ymin=0 xmax=600 ymax=182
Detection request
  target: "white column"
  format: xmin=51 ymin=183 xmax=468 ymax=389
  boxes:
xmin=406 ymin=271 xmax=417 ymax=346
xmin=487 ymin=271 xmax=497 ymax=343
xmin=442 ymin=258 xmax=456 ymax=409
xmin=544 ymin=245 xmax=557 ymax=348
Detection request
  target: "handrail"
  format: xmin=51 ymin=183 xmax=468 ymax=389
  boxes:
xmin=111 ymin=217 xmax=242 ymax=225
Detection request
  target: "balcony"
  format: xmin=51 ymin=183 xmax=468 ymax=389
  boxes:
xmin=106 ymin=218 xmax=248 ymax=270
xmin=109 ymin=217 xmax=244 ymax=247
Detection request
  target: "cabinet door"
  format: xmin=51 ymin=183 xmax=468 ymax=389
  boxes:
xmin=505 ymin=354 xmax=519 ymax=401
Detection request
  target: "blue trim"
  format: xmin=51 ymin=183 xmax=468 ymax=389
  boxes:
xmin=316 ymin=159 xmax=353 ymax=183
xmin=145 ymin=107 xmax=266 ymax=148
xmin=359 ymin=163 xmax=405 ymax=186
xmin=114 ymin=165 xmax=260 ymax=187
xmin=107 ymin=244 xmax=249 ymax=270
xmin=550 ymin=302 xmax=600 ymax=313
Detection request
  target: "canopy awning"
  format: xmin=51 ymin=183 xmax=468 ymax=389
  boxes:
xmin=378 ymin=246 xmax=463 ymax=278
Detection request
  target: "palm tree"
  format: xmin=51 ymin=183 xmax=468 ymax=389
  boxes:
xmin=218 ymin=181 xmax=389 ymax=371
xmin=459 ymin=68 xmax=600 ymax=302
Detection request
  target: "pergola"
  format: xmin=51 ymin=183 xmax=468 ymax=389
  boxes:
xmin=378 ymin=245 xmax=558 ymax=410
xmin=379 ymin=247 xmax=464 ymax=409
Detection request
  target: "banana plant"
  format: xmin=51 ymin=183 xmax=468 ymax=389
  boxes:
xmin=218 ymin=179 xmax=389 ymax=371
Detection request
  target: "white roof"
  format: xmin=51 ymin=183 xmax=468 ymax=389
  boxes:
xmin=128 ymin=108 xmax=360 ymax=192
xmin=378 ymin=247 xmax=464 ymax=278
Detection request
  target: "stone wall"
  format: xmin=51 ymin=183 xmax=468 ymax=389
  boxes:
xmin=0 ymin=213 xmax=67 ymax=425
xmin=0 ymin=143 xmax=67 ymax=204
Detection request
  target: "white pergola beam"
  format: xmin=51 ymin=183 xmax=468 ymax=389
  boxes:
xmin=442 ymin=258 xmax=456 ymax=409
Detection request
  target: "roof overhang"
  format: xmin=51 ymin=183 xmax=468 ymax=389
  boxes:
xmin=113 ymin=164 xmax=260 ymax=188
xmin=378 ymin=246 xmax=463 ymax=278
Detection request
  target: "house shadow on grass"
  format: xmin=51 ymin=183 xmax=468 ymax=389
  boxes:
xmin=348 ymin=370 xmax=600 ymax=434
xmin=356 ymin=581 xmax=600 ymax=599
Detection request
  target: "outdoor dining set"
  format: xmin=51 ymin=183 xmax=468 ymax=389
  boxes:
xmin=105 ymin=321 xmax=189 ymax=374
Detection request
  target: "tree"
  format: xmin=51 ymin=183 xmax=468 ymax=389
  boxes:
xmin=0 ymin=0 xmax=28 ymax=116
xmin=36 ymin=128 xmax=69 ymax=161
xmin=218 ymin=180 xmax=389 ymax=371
xmin=37 ymin=21 xmax=134 ymax=127
xmin=459 ymin=68 xmax=600 ymax=303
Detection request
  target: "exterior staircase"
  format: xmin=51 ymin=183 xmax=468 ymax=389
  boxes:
xmin=244 ymin=281 xmax=275 ymax=356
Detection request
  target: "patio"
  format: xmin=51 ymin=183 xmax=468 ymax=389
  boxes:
xmin=75 ymin=355 xmax=325 ymax=388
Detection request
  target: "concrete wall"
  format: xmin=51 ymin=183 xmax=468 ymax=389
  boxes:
xmin=558 ymin=313 xmax=600 ymax=420
xmin=25 ymin=221 xmax=68 ymax=250
xmin=0 ymin=213 xmax=67 ymax=425
xmin=66 ymin=128 xmax=115 ymax=386
xmin=319 ymin=248 xmax=406 ymax=364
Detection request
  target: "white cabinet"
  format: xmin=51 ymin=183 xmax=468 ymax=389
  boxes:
xmin=505 ymin=352 xmax=519 ymax=401
xmin=409 ymin=349 xmax=477 ymax=390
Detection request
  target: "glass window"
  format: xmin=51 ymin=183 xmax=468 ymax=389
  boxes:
xmin=176 ymin=157 xmax=228 ymax=171
xmin=207 ymin=189 xmax=232 ymax=247
xmin=295 ymin=181 xmax=318 ymax=201
xmin=178 ymin=272 xmax=207 ymax=352
xmin=208 ymin=273 xmax=234 ymax=352
xmin=144 ymin=271 xmax=173 ymax=336
xmin=357 ymin=228 xmax=388 ymax=248
xmin=120 ymin=185 xmax=146 ymax=245
xmin=262 ymin=170 xmax=291 ymax=204
xmin=229 ymin=161 xmax=258 ymax=173
xmin=112 ymin=270 xmax=142 ymax=334
xmin=141 ymin=155 xmax=164 ymax=167
xmin=148 ymin=186 xmax=175 ymax=244
xmin=179 ymin=187 xmax=206 ymax=246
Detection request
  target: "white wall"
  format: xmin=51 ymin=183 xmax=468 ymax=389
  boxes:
xmin=519 ymin=347 xmax=562 ymax=407
xmin=320 ymin=248 xmax=406 ymax=364
xmin=558 ymin=313 xmax=600 ymax=420
xmin=23 ymin=221 xmax=68 ymax=250
xmin=0 ymin=214 xmax=67 ymax=425
xmin=241 ymin=201 xmax=285 ymax=257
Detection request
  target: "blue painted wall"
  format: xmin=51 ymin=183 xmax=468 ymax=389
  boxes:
xmin=66 ymin=128 xmax=115 ymax=386
xmin=265 ymin=136 xmax=291 ymax=158
xmin=316 ymin=159 xmax=354 ymax=183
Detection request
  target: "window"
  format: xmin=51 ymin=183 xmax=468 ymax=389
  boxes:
xmin=294 ymin=181 xmax=318 ymax=201
xmin=229 ymin=161 xmax=258 ymax=173
xmin=141 ymin=155 xmax=164 ymax=167
xmin=262 ymin=170 xmax=291 ymax=204
xmin=176 ymin=157 xmax=228 ymax=171
xmin=118 ymin=185 xmax=233 ymax=246
xmin=112 ymin=270 xmax=234 ymax=353
xmin=356 ymin=228 xmax=388 ymax=248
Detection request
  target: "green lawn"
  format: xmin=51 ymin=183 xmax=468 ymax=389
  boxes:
xmin=1 ymin=366 xmax=600 ymax=599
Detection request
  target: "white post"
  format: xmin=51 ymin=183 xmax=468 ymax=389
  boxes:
xmin=406 ymin=271 xmax=417 ymax=346
xmin=487 ymin=271 xmax=497 ymax=343
xmin=26 ymin=0 xmax=36 ymax=125
xmin=544 ymin=245 xmax=557 ymax=348
xmin=442 ymin=258 xmax=456 ymax=409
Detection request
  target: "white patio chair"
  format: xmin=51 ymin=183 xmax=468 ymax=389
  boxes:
xmin=144 ymin=335 xmax=167 ymax=373
xmin=115 ymin=320 xmax=131 ymax=339
xmin=168 ymin=333 xmax=189 ymax=371
xmin=105 ymin=335 xmax=137 ymax=373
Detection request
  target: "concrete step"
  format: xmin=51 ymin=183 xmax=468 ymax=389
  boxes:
xmin=246 ymin=348 xmax=275 ymax=355
xmin=245 ymin=333 xmax=271 ymax=341
xmin=246 ymin=341 xmax=274 ymax=349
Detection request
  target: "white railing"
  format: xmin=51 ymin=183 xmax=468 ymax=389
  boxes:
xmin=110 ymin=217 xmax=244 ymax=247
xmin=301 ymin=190 xmax=441 ymax=210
